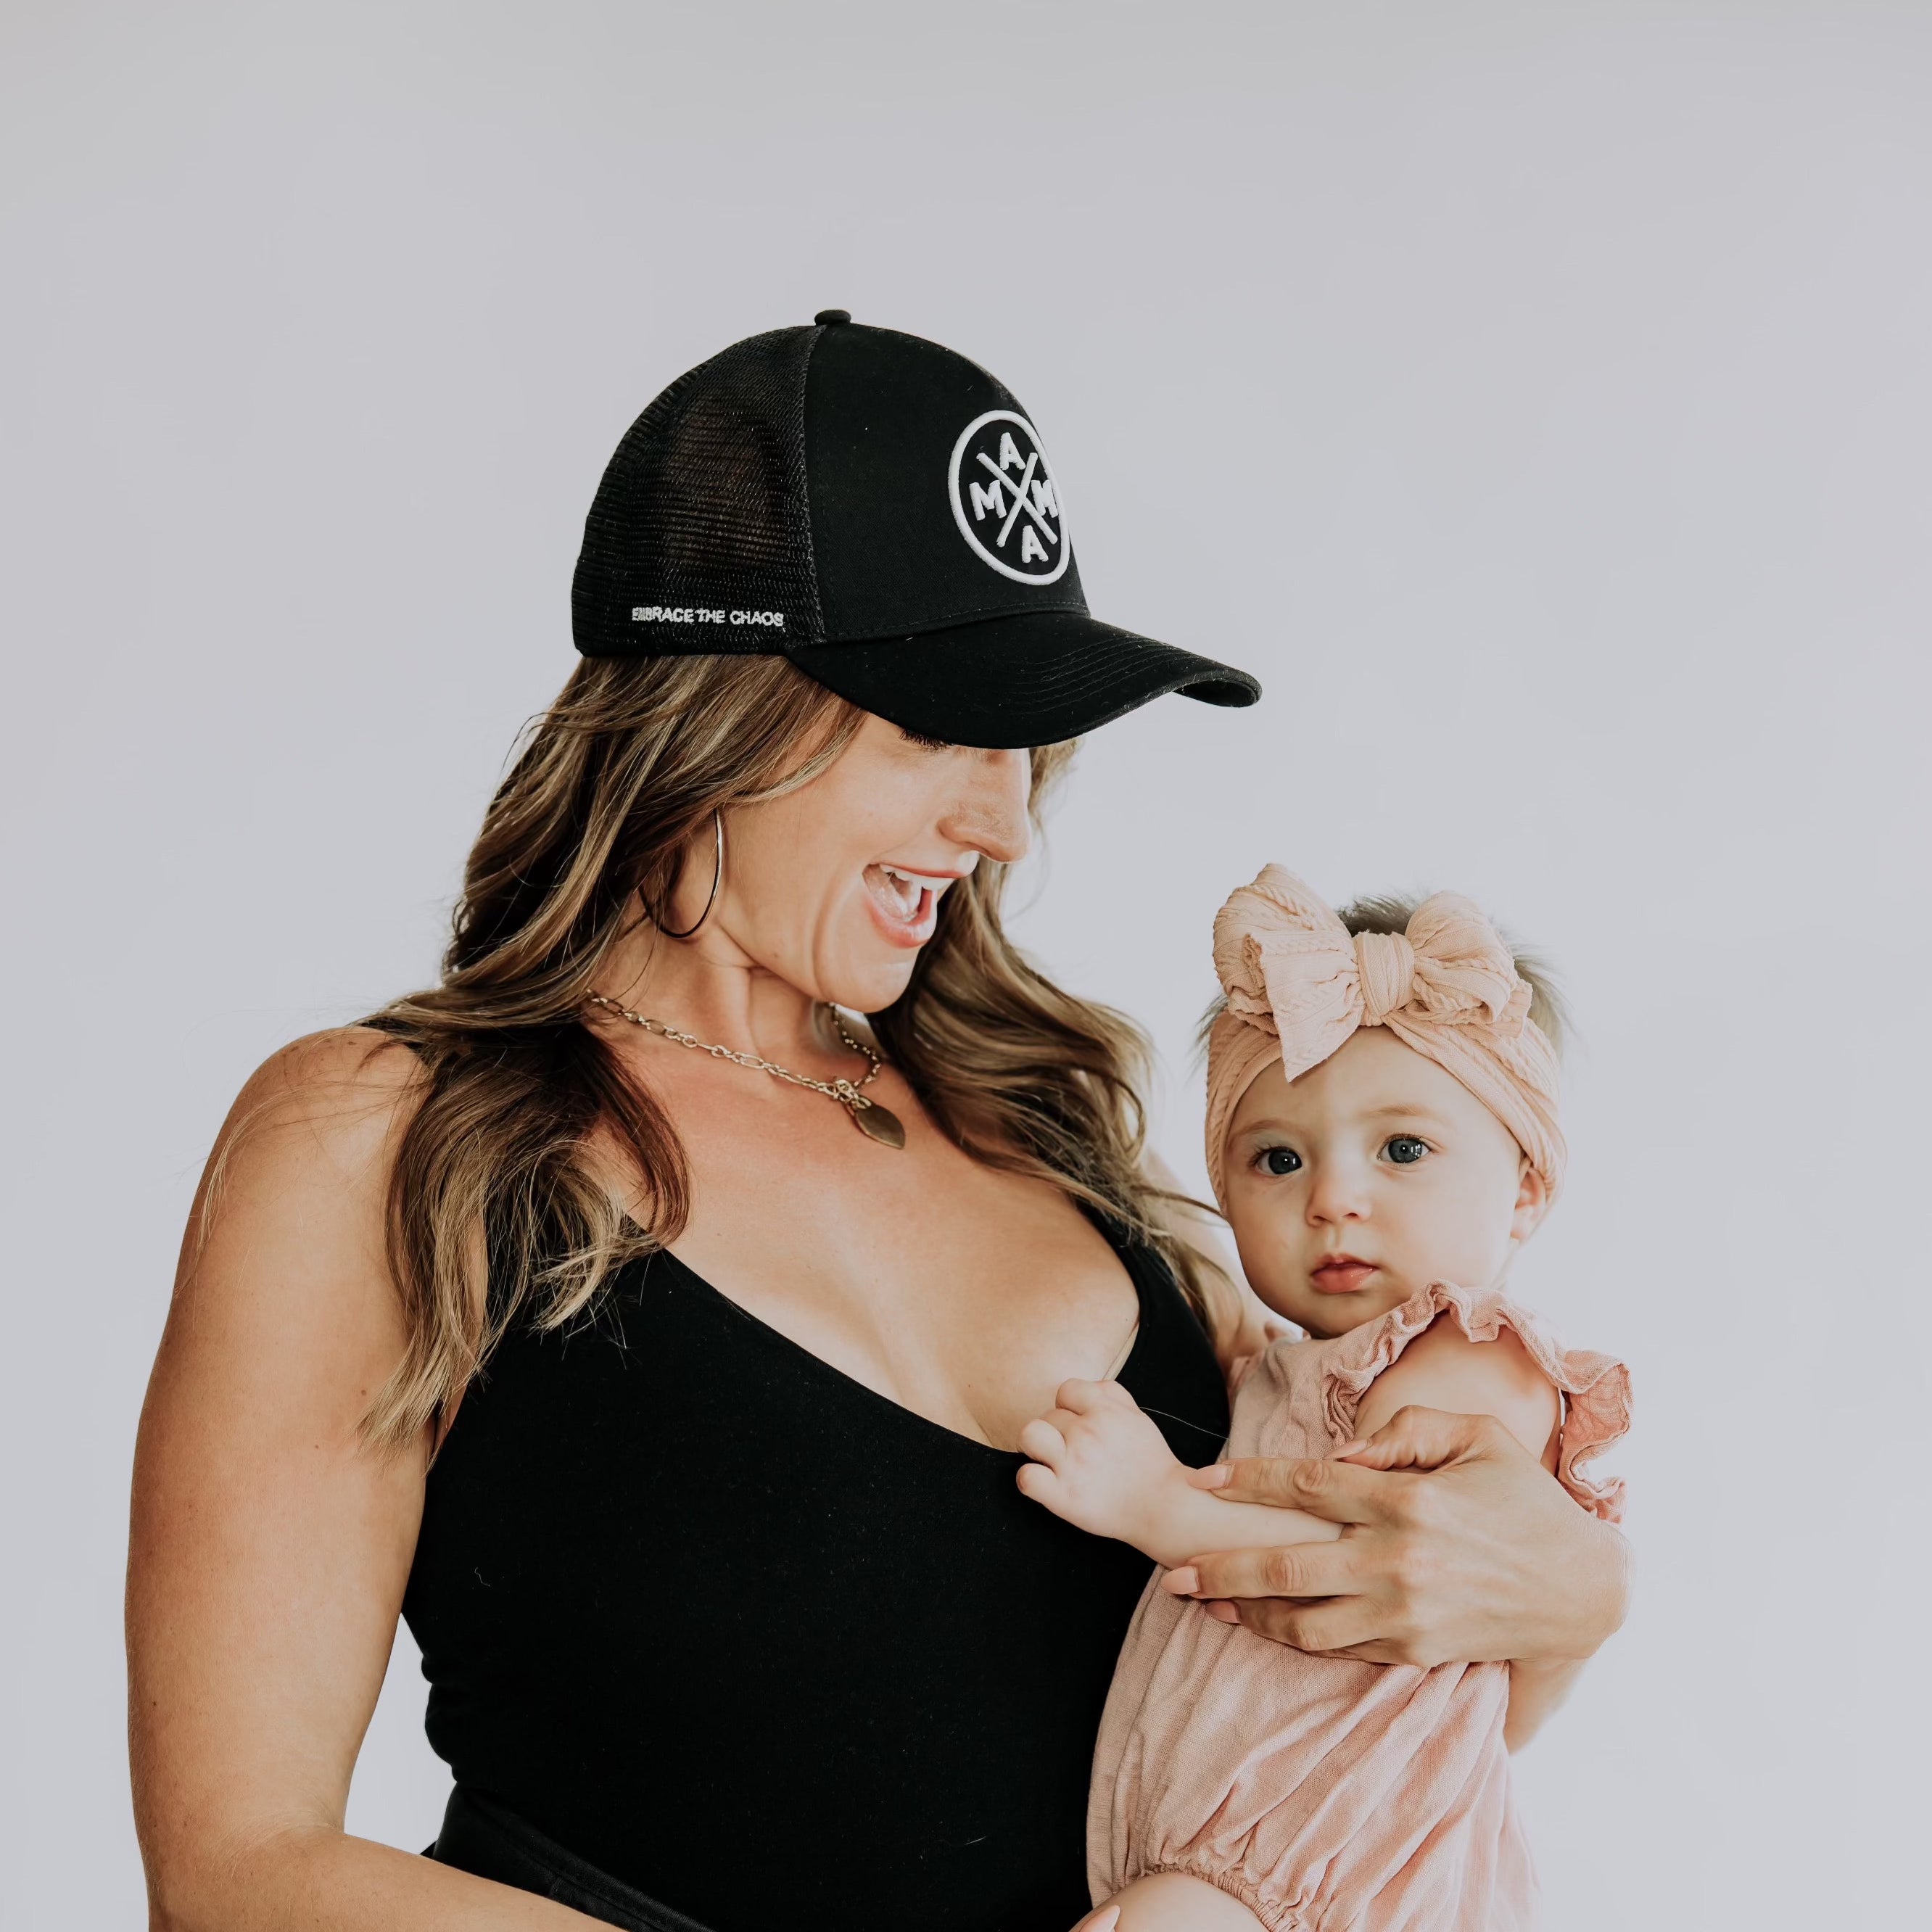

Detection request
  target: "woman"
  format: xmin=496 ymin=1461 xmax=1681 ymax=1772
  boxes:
xmin=127 ymin=316 xmax=1627 ymax=1932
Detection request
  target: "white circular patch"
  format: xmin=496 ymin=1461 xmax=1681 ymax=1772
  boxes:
xmin=946 ymin=410 xmax=1070 ymax=585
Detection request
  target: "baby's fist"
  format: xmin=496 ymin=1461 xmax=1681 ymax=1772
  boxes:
xmin=1016 ymin=1378 xmax=1184 ymax=1545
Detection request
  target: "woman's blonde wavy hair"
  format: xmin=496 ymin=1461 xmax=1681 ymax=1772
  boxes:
xmin=358 ymin=654 xmax=1225 ymax=1449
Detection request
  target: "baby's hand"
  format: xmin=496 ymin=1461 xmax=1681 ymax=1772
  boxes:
xmin=1017 ymin=1379 xmax=1189 ymax=1548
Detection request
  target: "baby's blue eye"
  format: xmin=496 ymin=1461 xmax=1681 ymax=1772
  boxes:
xmin=1260 ymin=1147 xmax=1303 ymax=1176
xmin=1384 ymin=1136 xmax=1430 ymax=1165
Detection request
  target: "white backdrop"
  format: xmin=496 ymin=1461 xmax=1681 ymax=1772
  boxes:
xmin=4 ymin=4 xmax=1928 ymax=1927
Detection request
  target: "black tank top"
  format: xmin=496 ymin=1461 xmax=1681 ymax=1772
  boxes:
xmin=404 ymin=1229 xmax=1229 ymax=1932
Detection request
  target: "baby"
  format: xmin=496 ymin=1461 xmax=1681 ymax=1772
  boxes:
xmin=1019 ymin=867 xmax=1630 ymax=1932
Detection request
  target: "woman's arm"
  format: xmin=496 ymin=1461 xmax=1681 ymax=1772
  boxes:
xmin=128 ymin=1030 xmax=599 ymax=1931
xmin=1309 ymin=1387 xmax=1593 ymax=1749
xmin=1163 ymin=1405 xmax=1629 ymax=1673
xmin=1347 ymin=1321 xmax=1578 ymax=1749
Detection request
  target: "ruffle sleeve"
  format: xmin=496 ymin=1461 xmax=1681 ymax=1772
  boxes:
xmin=1316 ymin=1283 xmax=1631 ymax=1522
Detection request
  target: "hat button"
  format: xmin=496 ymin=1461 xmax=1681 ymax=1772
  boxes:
xmin=814 ymin=308 xmax=852 ymax=326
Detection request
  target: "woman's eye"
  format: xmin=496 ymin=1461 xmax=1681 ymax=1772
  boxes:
xmin=1384 ymin=1136 xmax=1430 ymax=1166
xmin=899 ymin=727 xmax=953 ymax=751
xmin=1259 ymin=1147 xmax=1303 ymax=1176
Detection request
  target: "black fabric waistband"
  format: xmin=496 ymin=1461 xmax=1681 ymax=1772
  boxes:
xmin=428 ymin=1785 xmax=718 ymax=1932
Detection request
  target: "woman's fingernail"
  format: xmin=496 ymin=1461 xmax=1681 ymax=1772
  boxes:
xmin=1332 ymin=1440 xmax=1366 ymax=1458
xmin=1205 ymin=1599 xmax=1241 ymax=1624
xmin=1189 ymin=1464 xmax=1231 ymax=1489
xmin=1162 ymin=1566 xmax=1201 ymax=1594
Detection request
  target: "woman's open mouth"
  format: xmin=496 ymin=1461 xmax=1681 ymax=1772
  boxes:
xmin=862 ymin=863 xmax=961 ymax=948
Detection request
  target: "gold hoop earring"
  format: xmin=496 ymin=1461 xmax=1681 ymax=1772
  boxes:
xmin=650 ymin=810 xmax=724 ymax=939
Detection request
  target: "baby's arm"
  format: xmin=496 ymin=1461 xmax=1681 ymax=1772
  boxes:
xmin=1348 ymin=1316 xmax=1560 ymax=1468
xmin=1017 ymin=1379 xmax=1339 ymax=1570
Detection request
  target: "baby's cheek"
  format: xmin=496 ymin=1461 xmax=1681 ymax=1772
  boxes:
xmin=1227 ymin=1221 xmax=1297 ymax=1310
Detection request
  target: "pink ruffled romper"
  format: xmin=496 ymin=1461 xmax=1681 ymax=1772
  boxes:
xmin=1088 ymin=1284 xmax=1631 ymax=1931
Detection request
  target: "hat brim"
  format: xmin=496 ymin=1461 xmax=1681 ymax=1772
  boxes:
xmin=784 ymin=608 xmax=1260 ymax=750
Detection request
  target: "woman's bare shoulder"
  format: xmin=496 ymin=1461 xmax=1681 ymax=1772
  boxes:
xmin=139 ymin=1028 xmax=436 ymax=1516
xmin=212 ymin=1025 xmax=425 ymax=1181
xmin=231 ymin=1023 xmax=425 ymax=1123
xmin=186 ymin=1027 xmax=428 ymax=1314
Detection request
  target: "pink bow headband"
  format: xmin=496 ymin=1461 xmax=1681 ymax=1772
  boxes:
xmin=1203 ymin=866 xmax=1566 ymax=1210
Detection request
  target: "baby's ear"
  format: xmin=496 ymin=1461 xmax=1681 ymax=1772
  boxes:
xmin=1511 ymin=1160 xmax=1550 ymax=1246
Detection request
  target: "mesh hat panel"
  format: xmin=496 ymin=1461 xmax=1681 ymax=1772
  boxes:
xmin=572 ymin=327 xmax=826 ymax=654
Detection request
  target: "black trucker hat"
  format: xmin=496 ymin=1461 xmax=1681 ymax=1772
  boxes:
xmin=571 ymin=310 xmax=1260 ymax=748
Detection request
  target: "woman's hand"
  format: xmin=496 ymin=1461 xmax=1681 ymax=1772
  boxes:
xmin=1160 ymin=1405 xmax=1630 ymax=1667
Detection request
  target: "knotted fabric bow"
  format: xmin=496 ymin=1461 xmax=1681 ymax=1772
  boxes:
xmin=1203 ymin=866 xmax=1566 ymax=1210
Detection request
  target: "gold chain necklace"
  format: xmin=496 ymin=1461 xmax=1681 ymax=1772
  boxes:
xmin=586 ymin=994 xmax=907 ymax=1149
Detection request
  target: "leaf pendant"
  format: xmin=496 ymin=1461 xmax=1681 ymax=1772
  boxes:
xmin=850 ymin=1098 xmax=907 ymax=1149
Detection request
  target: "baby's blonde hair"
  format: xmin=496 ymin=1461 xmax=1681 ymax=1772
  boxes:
xmin=1197 ymin=891 xmax=1570 ymax=1060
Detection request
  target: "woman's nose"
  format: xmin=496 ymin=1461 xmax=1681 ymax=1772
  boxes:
xmin=943 ymin=748 xmax=1032 ymax=864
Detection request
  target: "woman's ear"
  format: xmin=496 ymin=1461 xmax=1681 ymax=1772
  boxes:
xmin=1509 ymin=1160 xmax=1550 ymax=1246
